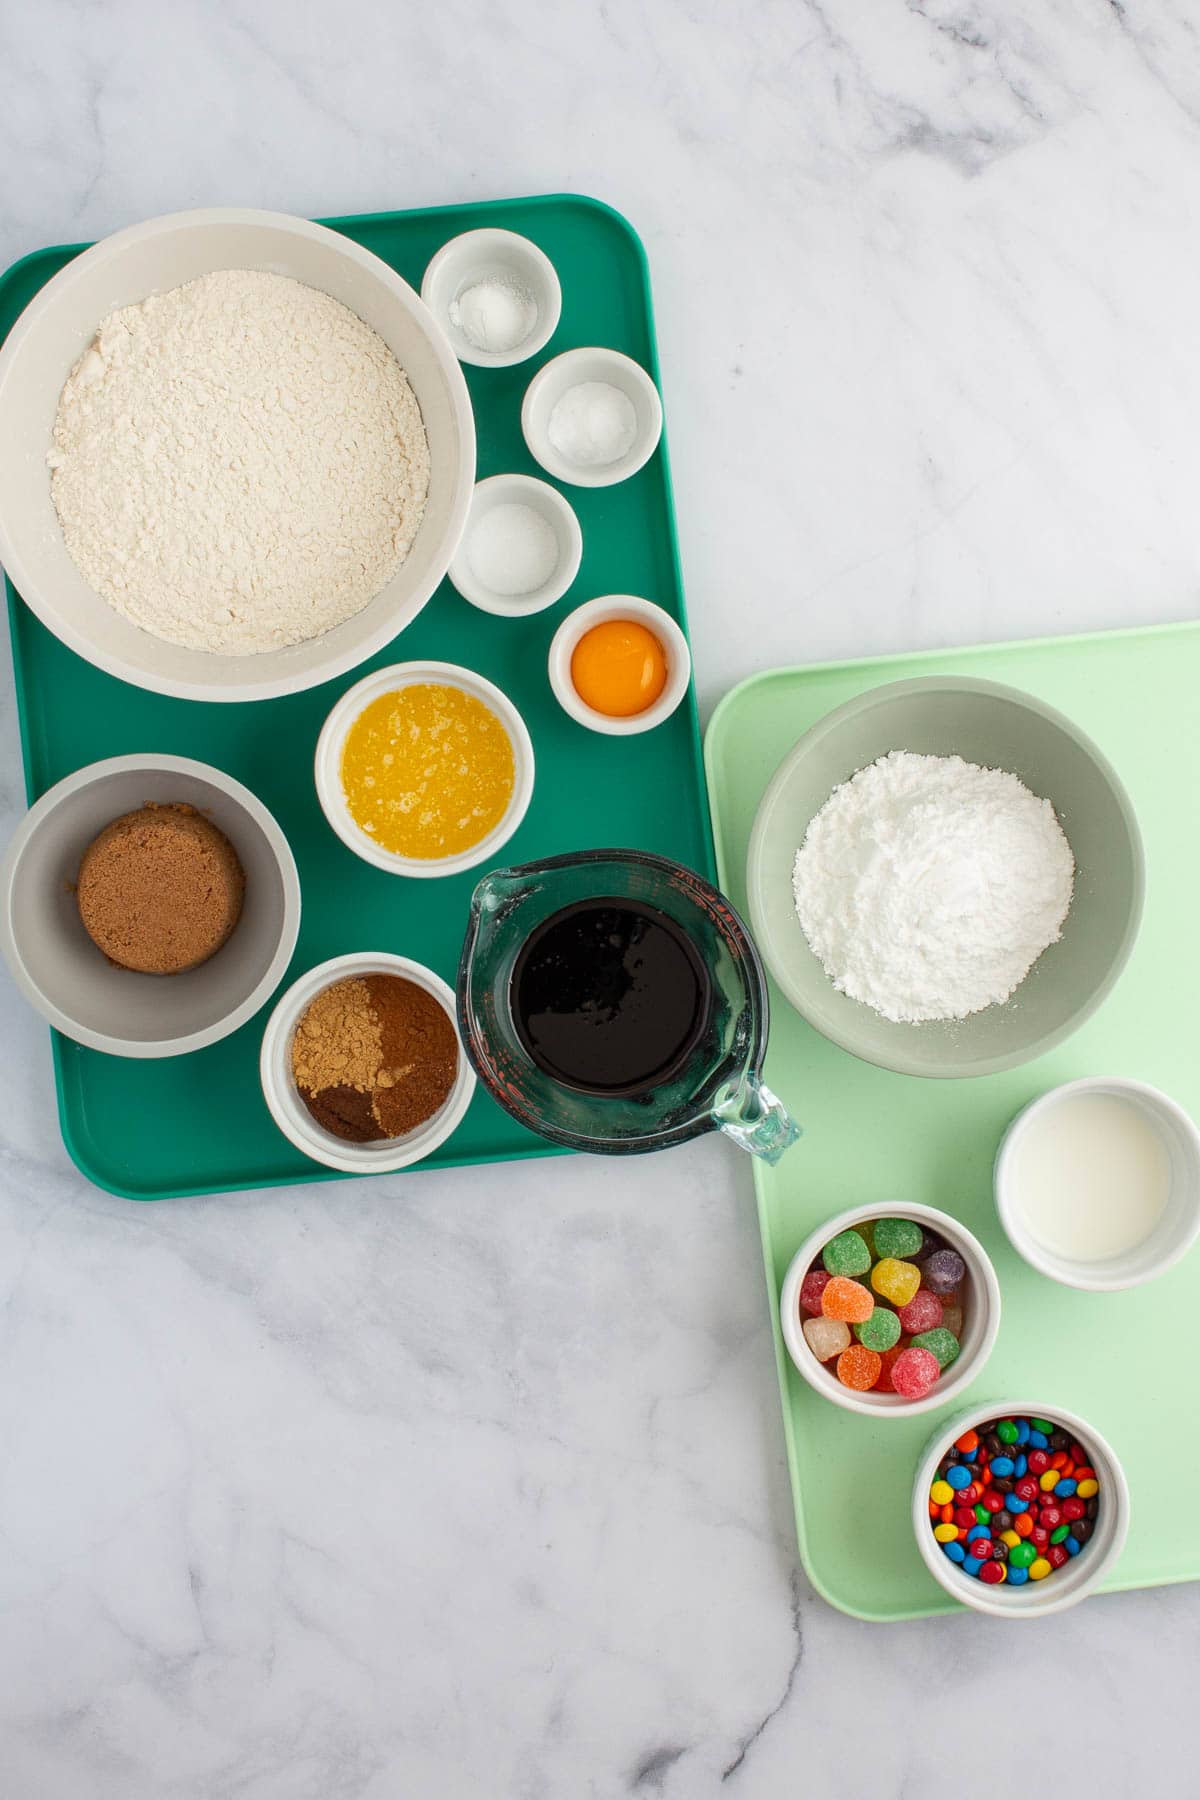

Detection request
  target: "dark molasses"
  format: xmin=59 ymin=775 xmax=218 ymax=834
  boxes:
xmin=510 ymin=898 xmax=710 ymax=1096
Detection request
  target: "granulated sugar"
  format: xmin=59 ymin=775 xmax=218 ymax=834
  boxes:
xmin=792 ymin=751 xmax=1075 ymax=1024
xmin=49 ymin=270 xmax=430 ymax=654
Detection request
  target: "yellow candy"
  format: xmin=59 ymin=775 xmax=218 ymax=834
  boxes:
xmin=1076 ymin=1478 xmax=1099 ymax=1499
xmin=1001 ymin=1530 xmax=1020 ymax=1548
xmin=930 ymin=1481 xmax=954 ymax=1506
xmin=871 ymin=1257 xmax=920 ymax=1307
xmin=1039 ymin=1469 xmax=1059 ymax=1491
xmin=934 ymin=1522 xmax=958 ymax=1543
xmin=1029 ymin=1558 xmax=1052 ymax=1580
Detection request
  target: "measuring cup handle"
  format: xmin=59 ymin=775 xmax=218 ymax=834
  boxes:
xmin=713 ymin=1075 xmax=801 ymax=1164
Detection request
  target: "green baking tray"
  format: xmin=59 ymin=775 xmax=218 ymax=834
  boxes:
xmin=0 ymin=194 xmax=714 ymax=1199
xmin=705 ymin=621 xmax=1200 ymax=1619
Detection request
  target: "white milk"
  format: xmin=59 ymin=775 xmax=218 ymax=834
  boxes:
xmin=1009 ymin=1090 xmax=1170 ymax=1260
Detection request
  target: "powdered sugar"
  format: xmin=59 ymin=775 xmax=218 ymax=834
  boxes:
xmin=48 ymin=270 xmax=430 ymax=655
xmin=791 ymin=751 xmax=1075 ymax=1023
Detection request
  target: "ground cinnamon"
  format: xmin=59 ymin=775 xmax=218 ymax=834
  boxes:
xmin=291 ymin=972 xmax=458 ymax=1143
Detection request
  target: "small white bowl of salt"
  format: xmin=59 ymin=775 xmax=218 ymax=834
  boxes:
xmin=448 ymin=474 xmax=582 ymax=617
xmin=522 ymin=346 xmax=663 ymax=488
xmin=421 ymin=228 xmax=561 ymax=369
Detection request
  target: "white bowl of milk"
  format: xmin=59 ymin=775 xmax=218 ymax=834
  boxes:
xmin=995 ymin=1077 xmax=1200 ymax=1291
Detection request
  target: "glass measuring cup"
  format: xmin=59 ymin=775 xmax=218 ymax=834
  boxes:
xmin=457 ymin=848 xmax=800 ymax=1161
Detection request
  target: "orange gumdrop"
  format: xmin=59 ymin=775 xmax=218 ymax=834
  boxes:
xmin=821 ymin=1276 xmax=874 ymax=1324
xmin=836 ymin=1344 xmax=882 ymax=1391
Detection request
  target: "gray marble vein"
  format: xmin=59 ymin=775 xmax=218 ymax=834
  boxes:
xmin=0 ymin=0 xmax=1197 ymax=1793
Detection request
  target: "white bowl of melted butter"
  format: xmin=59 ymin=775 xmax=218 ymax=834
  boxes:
xmin=995 ymin=1077 xmax=1200 ymax=1290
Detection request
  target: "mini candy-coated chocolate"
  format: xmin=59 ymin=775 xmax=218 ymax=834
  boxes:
xmin=929 ymin=1413 xmax=1101 ymax=1591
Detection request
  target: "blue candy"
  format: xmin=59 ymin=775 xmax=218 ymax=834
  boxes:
xmin=962 ymin=1555 xmax=983 ymax=1576
xmin=1028 ymin=1430 xmax=1048 ymax=1449
xmin=947 ymin=1465 xmax=971 ymax=1490
xmin=1007 ymin=1495 xmax=1031 ymax=1514
xmin=990 ymin=1456 xmax=1015 ymax=1478
xmin=1066 ymin=1536 xmax=1081 ymax=1556
xmin=1055 ymin=1478 xmax=1077 ymax=1498
xmin=943 ymin=1540 xmax=966 ymax=1563
xmin=967 ymin=1524 xmax=991 ymax=1544
xmin=1015 ymin=1419 xmax=1031 ymax=1445
xmin=1006 ymin=1565 xmax=1030 ymax=1586
xmin=1014 ymin=1454 xmax=1028 ymax=1478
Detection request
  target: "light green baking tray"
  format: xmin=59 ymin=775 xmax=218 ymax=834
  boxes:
xmin=705 ymin=620 xmax=1200 ymax=1619
xmin=0 ymin=195 xmax=715 ymax=1198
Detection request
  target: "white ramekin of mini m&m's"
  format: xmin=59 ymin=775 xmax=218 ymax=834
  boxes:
xmin=912 ymin=1402 xmax=1130 ymax=1618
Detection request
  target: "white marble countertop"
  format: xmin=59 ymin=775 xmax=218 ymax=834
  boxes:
xmin=1 ymin=2 xmax=1196 ymax=1794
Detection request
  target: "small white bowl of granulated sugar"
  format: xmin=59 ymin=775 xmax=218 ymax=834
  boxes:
xmin=448 ymin=474 xmax=582 ymax=617
xmin=522 ymin=347 xmax=663 ymax=488
xmin=421 ymin=229 xmax=561 ymax=369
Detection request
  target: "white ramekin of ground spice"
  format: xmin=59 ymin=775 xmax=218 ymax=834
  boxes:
xmin=259 ymin=951 xmax=475 ymax=1174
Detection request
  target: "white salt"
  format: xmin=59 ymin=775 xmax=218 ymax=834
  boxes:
xmin=467 ymin=503 xmax=559 ymax=597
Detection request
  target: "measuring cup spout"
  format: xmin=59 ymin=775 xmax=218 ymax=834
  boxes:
xmin=713 ymin=1073 xmax=801 ymax=1163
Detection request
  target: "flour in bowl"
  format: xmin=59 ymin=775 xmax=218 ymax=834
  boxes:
xmin=791 ymin=751 xmax=1074 ymax=1023
xmin=48 ymin=270 xmax=430 ymax=654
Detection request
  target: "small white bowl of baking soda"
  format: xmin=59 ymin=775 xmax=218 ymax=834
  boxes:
xmin=522 ymin=347 xmax=663 ymax=488
xmin=421 ymin=228 xmax=561 ymax=369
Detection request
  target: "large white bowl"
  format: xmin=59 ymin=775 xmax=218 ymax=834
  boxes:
xmin=0 ymin=208 xmax=476 ymax=703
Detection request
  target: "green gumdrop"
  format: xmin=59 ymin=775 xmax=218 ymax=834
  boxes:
xmin=911 ymin=1327 xmax=960 ymax=1370
xmin=822 ymin=1229 xmax=872 ymax=1277
xmin=872 ymin=1216 xmax=923 ymax=1259
xmin=855 ymin=1306 xmax=901 ymax=1352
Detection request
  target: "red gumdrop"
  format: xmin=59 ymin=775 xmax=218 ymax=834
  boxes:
xmin=889 ymin=1346 xmax=940 ymax=1399
xmin=799 ymin=1268 xmax=831 ymax=1315
xmin=897 ymin=1289 xmax=943 ymax=1335
xmin=978 ymin=1560 xmax=1006 ymax=1585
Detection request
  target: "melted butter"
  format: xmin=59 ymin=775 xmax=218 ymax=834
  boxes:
xmin=341 ymin=683 xmax=515 ymax=859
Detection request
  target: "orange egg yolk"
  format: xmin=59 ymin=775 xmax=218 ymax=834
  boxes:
xmin=570 ymin=619 xmax=668 ymax=718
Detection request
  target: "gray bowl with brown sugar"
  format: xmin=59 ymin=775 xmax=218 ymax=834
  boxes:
xmin=0 ymin=753 xmax=300 ymax=1057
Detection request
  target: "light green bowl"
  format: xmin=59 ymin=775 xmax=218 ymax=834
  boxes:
xmin=746 ymin=677 xmax=1144 ymax=1078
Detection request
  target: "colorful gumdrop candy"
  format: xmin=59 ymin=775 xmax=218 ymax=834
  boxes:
xmin=836 ymin=1343 xmax=881 ymax=1390
xmin=822 ymin=1229 xmax=871 ymax=1277
xmin=821 ymin=1276 xmax=874 ymax=1323
xmin=889 ymin=1345 xmax=940 ymax=1399
xmin=871 ymin=1257 xmax=920 ymax=1307
xmin=872 ymin=1217 xmax=923 ymax=1259
xmin=911 ymin=1327 xmax=960 ymax=1369
xmin=897 ymin=1288 xmax=942 ymax=1334
xmin=802 ymin=1316 xmax=851 ymax=1362
xmin=799 ymin=1268 xmax=831 ymax=1315
xmin=855 ymin=1305 xmax=900 ymax=1352
xmin=941 ymin=1300 xmax=964 ymax=1337
xmin=921 ymin=1248 xmax=965 ymax=1295
xmin=875 ymin=1344 xmax=905 ymax=1392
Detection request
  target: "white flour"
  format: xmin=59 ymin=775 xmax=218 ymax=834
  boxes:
xmin=48 ymin=270 xmax=430 ymax=654
xmin=791 ymin=751 xmax=1075 ymax=1023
